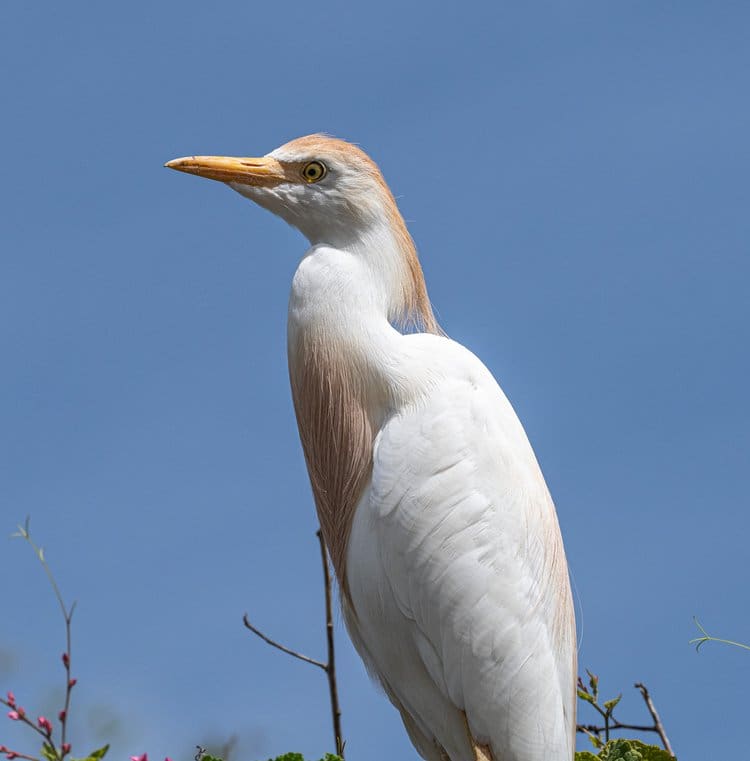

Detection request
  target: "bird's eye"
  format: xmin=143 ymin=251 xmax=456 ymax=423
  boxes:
xmin=302 ymin=161 xmax=327 ymax=183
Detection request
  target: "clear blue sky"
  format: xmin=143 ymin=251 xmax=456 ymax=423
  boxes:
xmin=1 ymin=2 xmax=748 ymax=760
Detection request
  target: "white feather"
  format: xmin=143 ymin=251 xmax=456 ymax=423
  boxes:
xmin=344 ymin=332 xmax=576 ymax=760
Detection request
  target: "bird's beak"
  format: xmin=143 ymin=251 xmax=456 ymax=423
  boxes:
xmin=164 ymin=155 xmax=291 ymax=187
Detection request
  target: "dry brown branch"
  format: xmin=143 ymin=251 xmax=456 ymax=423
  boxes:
xmin=317 ymin=529 xmax=344 ymax=757
xmin=241 ymin=614 xmax=327 ymax=670
xmin=635 ymin=682 xmax=674 ymax=756
xmin=242 ymin=529 xmax=345 ymax=757
xmin=576 ymin=675 xmax=674 ymax=757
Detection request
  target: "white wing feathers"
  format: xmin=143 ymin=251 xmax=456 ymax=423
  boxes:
xmin=345 ymin=337 xmax=576 ymax=761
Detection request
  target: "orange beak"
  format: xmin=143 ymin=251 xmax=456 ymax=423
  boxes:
xmin=164 ymin=155 xmax=293 ymax=187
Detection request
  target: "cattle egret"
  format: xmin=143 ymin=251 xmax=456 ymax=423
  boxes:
xmin=166 ymin=135 xmax=576 ymax=760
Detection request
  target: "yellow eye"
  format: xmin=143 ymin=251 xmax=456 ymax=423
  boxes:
xmin=302 ymin=160 xmax=327 ymax=183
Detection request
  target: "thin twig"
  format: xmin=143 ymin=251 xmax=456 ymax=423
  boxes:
xmin=635 ymin=683 xmax=674 ymax=756
xmin=0 ymin=750 xmax=42 ymax=761
xmin=577 ymin=722 xmax=660 ymax=735
xmin=689 ymin=617 xmax=750 ymax=652
xmin=0 ymin=697 xmax=51 ymax=742
xmin=582 ymin=696 xmax=613 ymax=742
xmin=59 ymin=609 xmax=74 ymax=759
xmin=11 ymin=519 xmax=76 ymax=761
xmin=317 ymin=529 xmax=344 ymax=758
xmin=242 ymin=529 xmax=346 ymax=757
xmin=241 ymin=614 xmax=326 ymax=670
xmin=13 ymin=519 xmax=69 ymax=623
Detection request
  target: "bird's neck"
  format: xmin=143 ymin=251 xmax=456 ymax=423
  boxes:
xmin=286 ymin=227 xmax=437 ymax=589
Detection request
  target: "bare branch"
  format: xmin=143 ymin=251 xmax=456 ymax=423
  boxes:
xmin=317 ymin=529 xmax=344 ymax=757
xmin=635 ymin=682 xmax=674 ymax=757
xmin=242 ymin=529 xmax=346 ymax=757
xmin=577 ymin=722 xmax=659 ymax=735
xmin=242 ymin=614 xmax=326 ymax=670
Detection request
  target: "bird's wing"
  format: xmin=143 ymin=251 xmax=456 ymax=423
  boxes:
xmin=345 ymin=337 xmax=576 ymax=761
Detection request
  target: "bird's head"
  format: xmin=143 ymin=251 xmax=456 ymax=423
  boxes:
xmin=166 ymin=134 xmax=439 ymax=333
xmin=166 ymin=134 xmax=400 ymax=247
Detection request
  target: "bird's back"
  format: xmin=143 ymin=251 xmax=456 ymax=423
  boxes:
xmin=344 ymin=334 xmax=576 ymax=761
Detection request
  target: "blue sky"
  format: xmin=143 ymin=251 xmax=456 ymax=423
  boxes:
xmin=1 ymin=2 xmax=748 ymax=760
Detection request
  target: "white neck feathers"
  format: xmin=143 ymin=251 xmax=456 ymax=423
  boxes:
xmin=287 ymin=213 xmax=439 ymax=590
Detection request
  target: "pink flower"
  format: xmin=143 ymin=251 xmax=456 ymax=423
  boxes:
xmin=38 ymin=716 xmax=53 ymax=733
xmin=7 ymin=712 xmax=19 ymax=721
xmin=5 ymin=693 xmax=15 ymax=708
xmin=130 ymin=754 xmax=148 ymax=761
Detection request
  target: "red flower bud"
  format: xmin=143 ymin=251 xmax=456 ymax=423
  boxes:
xmin=7 ymin=752 xmax=18 ymax=760
xmin=58 ymin=710 xmax=67 ymax=722
xmin=62 ymin=744 xmax=71 ymax=755
xmin=68 ymin=678 xmax=77 ymax=688
xmin=5 ymin=693 xmax=15 ymax=708
xmin=62 ymin=653 xmax=70 ymax=668
xmin=38 ymin=716 xmax=53 ymax=734
xmin=7 ymin=712 xmax=19 ymax=721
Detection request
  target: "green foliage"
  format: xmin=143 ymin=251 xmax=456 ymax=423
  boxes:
xmin=36 ymin=740 xmax=109 ymax=761
xmin=203 ymin=754 xmax=341 ymax=761
xmin=262 ymin=755 xmax=341 ymax=761
xmin=575 ymin=739 xmax=675 ymax=760
xmin=603 ymin=695 xmax=622 ymax=713
xmin=72 ymin=744 xmax=110 ymax=761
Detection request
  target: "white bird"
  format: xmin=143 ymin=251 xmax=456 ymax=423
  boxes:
xmin=166 ymin=135 xmax=576 ymax=761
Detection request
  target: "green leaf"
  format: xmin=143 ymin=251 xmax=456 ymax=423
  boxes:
xmin=41 ymin=742 xmax=58 ymax=761
xmin=574 ymin=753 xmax=600 ymax=761
xmin=590 ymin=739 xmax=675 ymax=761
xmin=262 ymin=755 xmax=342 ymax=761
xmin=577 ymin=688 xmax=596 ymax=704
xmin=201 ymin=755 xmax=224 ymax=761
xmin=603 ymin=694 xmax=622 ymax=713
xmin=625 ymin=741 xmax=675 ymax=761
xmin=599 ymin=739 xmax=643 ymax=760
xmin=71 ymin=744 xmax=110 ymax=761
